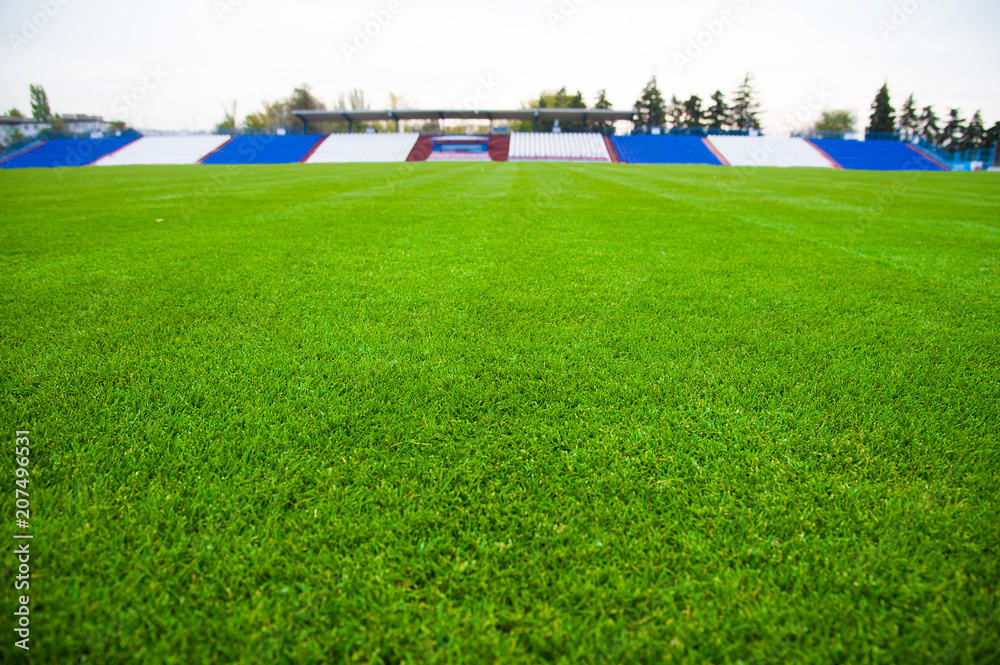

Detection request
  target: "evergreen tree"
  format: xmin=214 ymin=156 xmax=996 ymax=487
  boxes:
xmin=939 ymin=109 xmax=965 ymax=149
xmin=29 ymin=84 xmax=51 ymax=121
xmin=986 ymin=122 xmax=1000 ymax=165
xmin=867 ymin=83 xmax=895 ymax=134
xmin=961 ymin=111 xmax=985 ymax=151
xmin=986 ymin=122 xmax=1000 ymax=150
xmin=590 ymin=89 xmax=614 ymax=134
xmin=705 ymin=90 xmax=728 ymax=130
xmin=918 ymin=106 xmax=940 ymax=144
xmin=666 ymin=94 xmax=685 ymax=128
xmin=634 ymin=76 xmax=666 ymax=131
xmin=683 ymin=95 xmax=704 ymax=128
xmin=593 ymin=89 xmax=612 ymax=111
xmin=898 ymin=94 xmax=919 ymax=136
xmin=730 ymin=73 xmax=761 ymax=131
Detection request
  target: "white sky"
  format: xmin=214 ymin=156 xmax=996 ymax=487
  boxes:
xmin=1 ymin=0 xmax=998 ymax=134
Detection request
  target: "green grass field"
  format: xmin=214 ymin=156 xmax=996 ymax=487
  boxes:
xmin=1 ymin=163 xmax=999 ymax=664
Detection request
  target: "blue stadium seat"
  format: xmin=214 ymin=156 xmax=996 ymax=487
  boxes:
xmin=201 ymin=135 xmax=326 ymax=165
xmin=1 ymin=136 xmax=138 ymax=169
xmin=611 ymin=135 xmax=722 ymax=165
xmin=808 ymin=139 xmax=946 ymax=171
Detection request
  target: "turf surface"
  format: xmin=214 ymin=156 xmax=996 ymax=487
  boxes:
xmin=1 ymin=163 xmax=999 ymax=664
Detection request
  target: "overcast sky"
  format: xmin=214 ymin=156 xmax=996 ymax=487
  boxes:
xmin=1 ymin=0 xmax=998 ymax=134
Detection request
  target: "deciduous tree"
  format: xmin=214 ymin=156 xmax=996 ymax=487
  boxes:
xmin=815 ymin=110 xmax=856 ymax=133
xmin=29 ymin=84 xmax=51 ymax=121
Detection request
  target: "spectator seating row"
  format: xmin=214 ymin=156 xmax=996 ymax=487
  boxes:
xmin=1 ymin=136 xmax=138 ymax=169
xmin=706 ymin=137 xmax=836 ymax=168
xmin=201 ymin=134 xmax=326 ymax=165
xmin=94 ymin=136 xmax=231 ymax=166
xmin=809 ymin=139 xmax=945 ymax=171
xmin=304 ymin=133 xmax=419 ymax=163
xmin=425 ymin=152 xmax=491 ymax=162
xmin=509 ymin=133 xmax=611 ymax=161
xmin=611 ymin=135 xmax=722 ymax=165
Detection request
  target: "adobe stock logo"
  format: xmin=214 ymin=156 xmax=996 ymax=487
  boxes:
xmin=545 ymin=0 xmax=587 ymax=30
xmin=213 ymin=0 xmax=247 ymax=20
xmin=462 ymin=76 xmax=502 ymax=112
xmin=877 ymin=0 xmax=931 ymax=40
xmin=109 ymin=66 xmax=170 ymax=121
xmin=7 ymin=0 xmax=73 ymax=54
xmin=341 ymin=1 xmax=403 ymax=63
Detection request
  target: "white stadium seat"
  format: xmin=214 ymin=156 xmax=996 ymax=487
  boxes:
xmin=305 ymin=133 xmax=419 ymax=163
xmin=93 ymin=136 xmax=231 ymax=166
xmin=509 ymin=133 xmax=611 ymax=162
xmin=705 ymin=137 xmax=834 ymax=168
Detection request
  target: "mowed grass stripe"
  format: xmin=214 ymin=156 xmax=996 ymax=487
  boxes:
xmin=1 ymin=164 xmax=998 ymax=664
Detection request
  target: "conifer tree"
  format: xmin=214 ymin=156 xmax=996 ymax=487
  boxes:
xmin=705 ymin=91 xmax=729 ymax=130
xmin=898 ymin=94 xmax=919 ymax=136
xmin=939 ymin=109 xmax=965 ymax=149
xmin=867 ymin=83 xmax=896 ymax=134
xmin=634 ymin=76 xmax=666 ymax=131
xmin=730 ymin=73 xmax=761 ymax=131
xmin=918 ymin=106 xmax=940 ymax=144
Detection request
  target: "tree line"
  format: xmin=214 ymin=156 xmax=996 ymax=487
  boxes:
xmin=221 ymin=74 xmax=764 ymax=136
xmin=632 ymin=73 xmax=762 ymax=133
xmin=6 ymin=80 xmax=997 ymax=158
xmin=867 ymin=83 xmax=998 ymax=152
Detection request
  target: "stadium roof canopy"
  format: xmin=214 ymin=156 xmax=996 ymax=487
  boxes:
xmin=292 ymin=108 xmax=636 ymax=128
xmin=0 ymin=116 xmax=48 ymax=125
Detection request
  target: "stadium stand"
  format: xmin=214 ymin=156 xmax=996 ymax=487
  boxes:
xmin=611 ymin=135 xmax=723 ymax=165
xmin=509 ymin=133 xmax=611 ymax=161
xmin=305 ymin=133 xmax=419 ymax=163
xmin=706 ymin=136 xmax=835 ymax=168
xmin=93 ymin=136 xmax=231 ymax=166
xmin=808 ymin=139 xmax=946 ymax=171
xmin=200 ymin=134 xmax=325 ymax=165
xmin=0 ymin=136 xmax=139 ymax=169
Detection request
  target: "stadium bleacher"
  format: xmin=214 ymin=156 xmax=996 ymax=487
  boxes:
xmin=0 ymin=131 xmax=964 ymax=172
xmin=809 ymin=139 xmax=946 ymax=171
xmin=200 ymin=134 xmax=325 ymax=165
xmin=706 ymin=136 xmax=835 ymax=168
xmin=0 ymin=136 xmax=138 ymax=169
xmin=611 ymin=135 xmax=723 ymax=165
xmin=93 ymin=136 xmax=232 ymax=166
xmin=509 ymin=133 xmax=611 ymax=161
xmin=305 ymin=133 xmax=419 ymax=163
